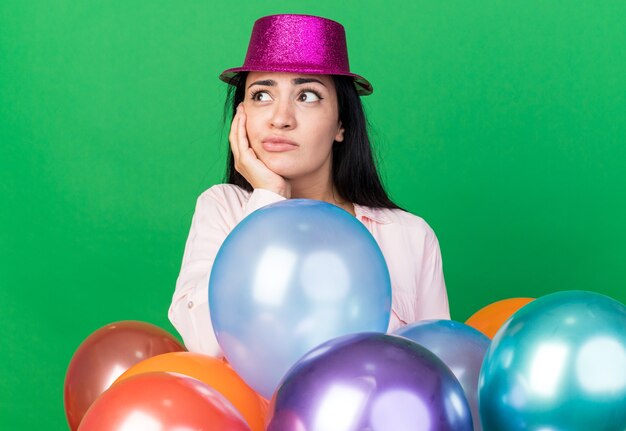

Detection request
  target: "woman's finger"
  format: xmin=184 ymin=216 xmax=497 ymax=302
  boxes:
xmin=237 ymin=107 xmax=251 ymax=161
xmin=229 ymin=108 xmax=240 ymax=160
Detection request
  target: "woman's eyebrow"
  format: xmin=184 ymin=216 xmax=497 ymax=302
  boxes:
xmin=247 ymin=78 xmax=326 ymax=89
xmin=293 ymin=77 xmax=326 ymax=87
xmin=247 ymin=79 xmax=276 ymax=89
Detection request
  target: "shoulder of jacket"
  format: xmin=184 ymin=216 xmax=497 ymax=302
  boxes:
xmin=385 ymin=208 xmax=436 ymax=237
xmin=199 ymin=184 xmax=249 ymax=201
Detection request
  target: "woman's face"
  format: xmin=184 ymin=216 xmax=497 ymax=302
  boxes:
xmin=242 ymin=72 xmax=344 ymax=180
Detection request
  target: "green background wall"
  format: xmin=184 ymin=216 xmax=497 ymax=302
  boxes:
xmin=1 ymin=0 xmax=624 ymax=428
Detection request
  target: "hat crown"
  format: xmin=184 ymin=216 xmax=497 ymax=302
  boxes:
xmin=243 ymin=14 xmax=350 ymax=74
xmin=219 ymin=14 xmax=373 ymax=95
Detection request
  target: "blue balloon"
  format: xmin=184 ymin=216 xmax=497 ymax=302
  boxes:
xmin=209 ymin=199 xmax=391 ymax=398
xmin=395 ymin=320 xmax=490 ymax=431
xmin=479 ymin=290 xmax=626 ymax=431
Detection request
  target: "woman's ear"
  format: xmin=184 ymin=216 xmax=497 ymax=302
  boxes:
xmin=335 ymin=122 xmax=345 ymax=142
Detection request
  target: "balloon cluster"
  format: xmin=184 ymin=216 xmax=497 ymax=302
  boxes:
xmin=64 ymin=322 xmax=264 ymax=431
xmin=64 ymin=200 xmax=626 ymax=430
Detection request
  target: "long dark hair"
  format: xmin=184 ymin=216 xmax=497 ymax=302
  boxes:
xmin=223 ymin=72 xmax=401 ymax=209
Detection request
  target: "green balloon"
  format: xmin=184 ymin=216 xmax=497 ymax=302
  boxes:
xmin=479 ymin=290 xmax=626 ymax=431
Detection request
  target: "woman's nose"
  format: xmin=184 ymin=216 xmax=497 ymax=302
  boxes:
xmin=270 ymin=99 xmax=296 ymax=130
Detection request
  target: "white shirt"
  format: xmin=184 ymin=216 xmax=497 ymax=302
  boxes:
xmin=169 ymin=184 xmax=450 ymax=356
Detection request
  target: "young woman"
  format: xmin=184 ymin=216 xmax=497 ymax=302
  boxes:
xmin=169 ymin=14 xmax=450 ymax=356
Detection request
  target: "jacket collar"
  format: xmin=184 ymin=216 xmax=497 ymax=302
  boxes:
xmin=354 ymin=204 xmax=391 ymax=224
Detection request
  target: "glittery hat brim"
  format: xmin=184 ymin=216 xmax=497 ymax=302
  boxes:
xmin=219 ymin=67 xmax=373 ymax=96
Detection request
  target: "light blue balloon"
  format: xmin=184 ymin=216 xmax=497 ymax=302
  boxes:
xmin=479 ymin=290 xmax=626 ymax=431
xmin=209 ymin=199 xmax=391 ymax=398
xmin=394 ymin=319 xmax=490 ymax=431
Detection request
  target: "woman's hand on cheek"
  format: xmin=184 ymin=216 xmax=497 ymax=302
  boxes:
xmin=229 ymin=104 xmax=291 ymax=198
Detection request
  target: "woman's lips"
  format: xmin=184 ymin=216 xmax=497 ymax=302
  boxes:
xmin=261 ymin=137 xmax=298 ymax=152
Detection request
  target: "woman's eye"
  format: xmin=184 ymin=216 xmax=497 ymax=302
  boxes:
xmin=252 ymin=91 xmax=271 ymax=102
xmin=298 ymin=91 xmax=321 ymax=103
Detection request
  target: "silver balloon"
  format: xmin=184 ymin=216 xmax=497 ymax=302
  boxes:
xmin=395 ymin=319 xmax=490 ymax=430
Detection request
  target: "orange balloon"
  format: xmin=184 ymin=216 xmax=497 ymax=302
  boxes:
xmin=465 ymin=297 xmax=535 ymax=338
xmin=114 ymin=352 xmax=266 ymax=431
xmin=79 ymin=372 xmax=251 ymax=431
xmin=258 ymin=395 xmax=271 ymax=420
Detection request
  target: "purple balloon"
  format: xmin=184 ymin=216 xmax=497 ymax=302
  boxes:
xmin=395 ymin=320 xmax=490 ymax=431
xmin=268 ymin=333 xmax=473 ymax=431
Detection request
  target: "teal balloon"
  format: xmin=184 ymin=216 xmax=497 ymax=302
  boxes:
xmin=209 ymin=199 xmax=391 ymax=399
xmin=479 ymin=290 xmax=626 ymax=431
